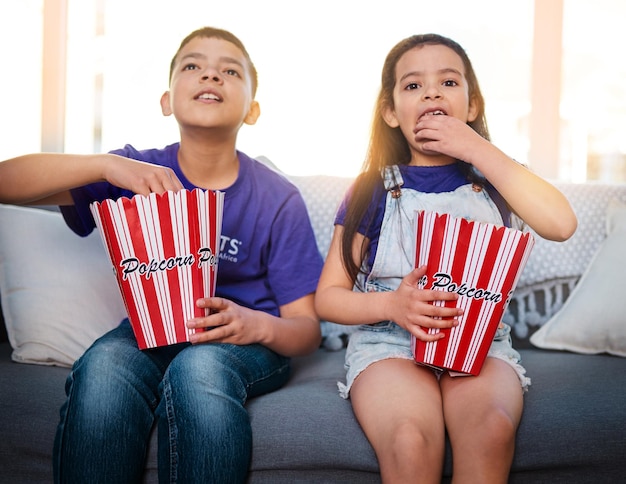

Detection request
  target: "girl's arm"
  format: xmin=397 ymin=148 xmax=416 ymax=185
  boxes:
xmin=0 ymin=153 xmax=183 ymax=205
xmin=315 ymin=226 xmax=462 ymax=342
xmin=465 ymin=141 xmax=577 ymax=242
xmin=415 ymin=116 xmax=577 ymax=241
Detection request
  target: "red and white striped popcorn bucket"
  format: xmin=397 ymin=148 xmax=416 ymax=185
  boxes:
xmin=411 ymin=211 xmax=534 ymax=376
xmin=90 ymin=189 xmax=224 ymax=349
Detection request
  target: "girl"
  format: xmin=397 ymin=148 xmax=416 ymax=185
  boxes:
xmin=315 ymin=34 xmax=577 ymax=483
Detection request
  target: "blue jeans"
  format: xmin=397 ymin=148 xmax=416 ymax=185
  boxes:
xmin=53 ymin=319 xmax=290 ymax=483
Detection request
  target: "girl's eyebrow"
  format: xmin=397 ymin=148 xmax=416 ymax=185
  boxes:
xmin=399 ymin=67 xmax=463 ymax=83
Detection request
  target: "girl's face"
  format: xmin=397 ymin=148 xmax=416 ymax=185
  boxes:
xmin=161 ymin=36 xmax=259 ymax=135
xmin=383 ymin=43 xmax=478 ymax=158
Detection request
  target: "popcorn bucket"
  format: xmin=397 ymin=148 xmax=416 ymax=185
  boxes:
xmin=90 ymin=189 xmax=224 ymax=349
xmin=411 ymin=211 xmax=534 ymax=375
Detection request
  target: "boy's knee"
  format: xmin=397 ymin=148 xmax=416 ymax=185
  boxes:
xmin=166 ymin=346 xmax=246 ymax=398
xmin=169 ymin=345 xmax=232 ymax=374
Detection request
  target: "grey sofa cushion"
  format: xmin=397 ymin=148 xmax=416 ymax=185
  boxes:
xmin=0 ymin=343 xmax=67 ymax=481
xmin=247 ymin=348 xmax=377 ymax=474
xmin=2 ymin=343 xmax=626 ymax=483
xmin=513 ymin=350 xmax=626 ymax=480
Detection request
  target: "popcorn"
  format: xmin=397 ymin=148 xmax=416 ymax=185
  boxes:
xmin=412 ymin=211 xmax=534 ymax=375
xmin=90 ymin=189 xmax=224 ymax=349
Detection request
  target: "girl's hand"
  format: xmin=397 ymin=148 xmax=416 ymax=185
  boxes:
xmin=186 ymin=297 xmax=262 ymax=346
xmin=415 ymin=116 xmax=577 ymax=242
xmin=104 ymin=155 xmax=184 ymax=195
xmin=389 ymin=266 xmax=463 ymax=342
xmin=413 ymin=115 xmax=487 ymax=163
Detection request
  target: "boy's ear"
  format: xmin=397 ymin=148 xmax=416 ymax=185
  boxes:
xmin=382 ymin=104 xmax=399 ymax=128
xmin=160 ymin=91 xmax=173 ymax=116
xmin=244 ymin=100 xmax=261 ymax=126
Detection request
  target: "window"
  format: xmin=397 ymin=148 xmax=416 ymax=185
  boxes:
xmin=561 ymin=0 xmax=626 ymax=182
xmin=1 ymin=1 xmax=43 ymax=159
xmin=3 ymin=0 xmax=624 ymax=182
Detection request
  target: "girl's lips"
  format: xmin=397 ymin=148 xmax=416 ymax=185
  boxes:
xmin=419 ymin=109 xmax=446 ymax=120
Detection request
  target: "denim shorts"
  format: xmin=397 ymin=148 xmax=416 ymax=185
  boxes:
xmin=338 ymin=321 xmax=530 ymax=399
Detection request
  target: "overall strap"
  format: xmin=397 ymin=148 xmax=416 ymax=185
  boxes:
xmin=485 ymin=184 xmax=512 ymax=228
xmin=382 ymin=165 xmax=404 ymax=199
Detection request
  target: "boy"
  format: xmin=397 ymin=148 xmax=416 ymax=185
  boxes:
xmin=0 ymin=26 xmax=323 ymax=483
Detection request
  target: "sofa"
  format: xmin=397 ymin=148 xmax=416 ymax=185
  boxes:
xmin=1 ymin=168 xmax=626 ymax=483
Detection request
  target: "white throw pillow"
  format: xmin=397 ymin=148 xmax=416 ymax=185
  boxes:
xmin=530 ymin=199 xmax=626 ymax=357
xmin=0 ymin=204 xmax=127 ymax=367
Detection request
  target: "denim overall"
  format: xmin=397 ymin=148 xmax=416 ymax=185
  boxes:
xmin=339 ymin=165 xmax=530 ymax=398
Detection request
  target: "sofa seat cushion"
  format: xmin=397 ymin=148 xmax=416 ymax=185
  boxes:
xmin=248 ymin=349 xmax=377 ymax=475
xmin=2 ymin=343 xmax=626 ymax=482
xmin=513 ymin=349 xmax=626 ymax=479
xmin=253 ymin=348 xmax=626 ymax=481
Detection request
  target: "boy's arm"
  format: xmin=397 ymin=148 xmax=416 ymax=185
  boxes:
xmin=0 ymin=153 xmax=183 ymax=205
xmin=260 ymin=294 xmax=321 ymax=356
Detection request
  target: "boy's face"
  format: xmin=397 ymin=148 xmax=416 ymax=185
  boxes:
xmin=161 ymin=36 xmax=259 ymax=134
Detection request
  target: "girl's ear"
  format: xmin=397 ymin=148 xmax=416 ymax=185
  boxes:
xmin=467 ymin=96 xmax=479 ymax=123
xmin=244 ymin=100 xmax=261 ymax=125
xmin=382 ymin=104 xmax=400 ymax=128
xmin=160 ymin=91 xmax=173 ymax=116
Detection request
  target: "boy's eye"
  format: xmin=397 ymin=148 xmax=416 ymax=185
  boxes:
xmin=225 ymin=68 xmax=240 ymax=77
xmin=182 ymin=63 xmax=199 ymax=71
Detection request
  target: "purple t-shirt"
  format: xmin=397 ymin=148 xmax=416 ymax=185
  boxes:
xmin=61 ymin=143 xmax=323 ymax=316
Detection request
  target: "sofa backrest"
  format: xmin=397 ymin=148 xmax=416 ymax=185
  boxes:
xmin=2 ymin=177 xmax=626 ymax=352
xmin=287 ymin=175 xmax=626 ymax=285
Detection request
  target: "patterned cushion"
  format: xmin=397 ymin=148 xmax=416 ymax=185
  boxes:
xmin=529 ymin=199 xmax=626 ymax=356
xmin=507 ymin=183 xmax=626 ymax=342
xmin=288 ymin=174 xmax=353 ymax=259
xmin=517 ymin=182 xmax=626 ymax=288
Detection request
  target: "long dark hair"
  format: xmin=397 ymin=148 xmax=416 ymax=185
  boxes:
xmin=341 ymin=33 xmax=490 ymax=282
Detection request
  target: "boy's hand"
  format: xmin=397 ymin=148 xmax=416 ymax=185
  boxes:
xmin=186 ymin=297 xmax=261 ymax=346
xmin=389 ymin=266 xmax=462 ymax=342
xmin=105 ymin=155 xmax=184 ymax=195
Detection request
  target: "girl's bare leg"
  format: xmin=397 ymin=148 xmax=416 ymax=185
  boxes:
xmin=350 ymin=358 xmax=445 ymax=484
xmin=440 ymin=357 xmax=524 ymax=484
